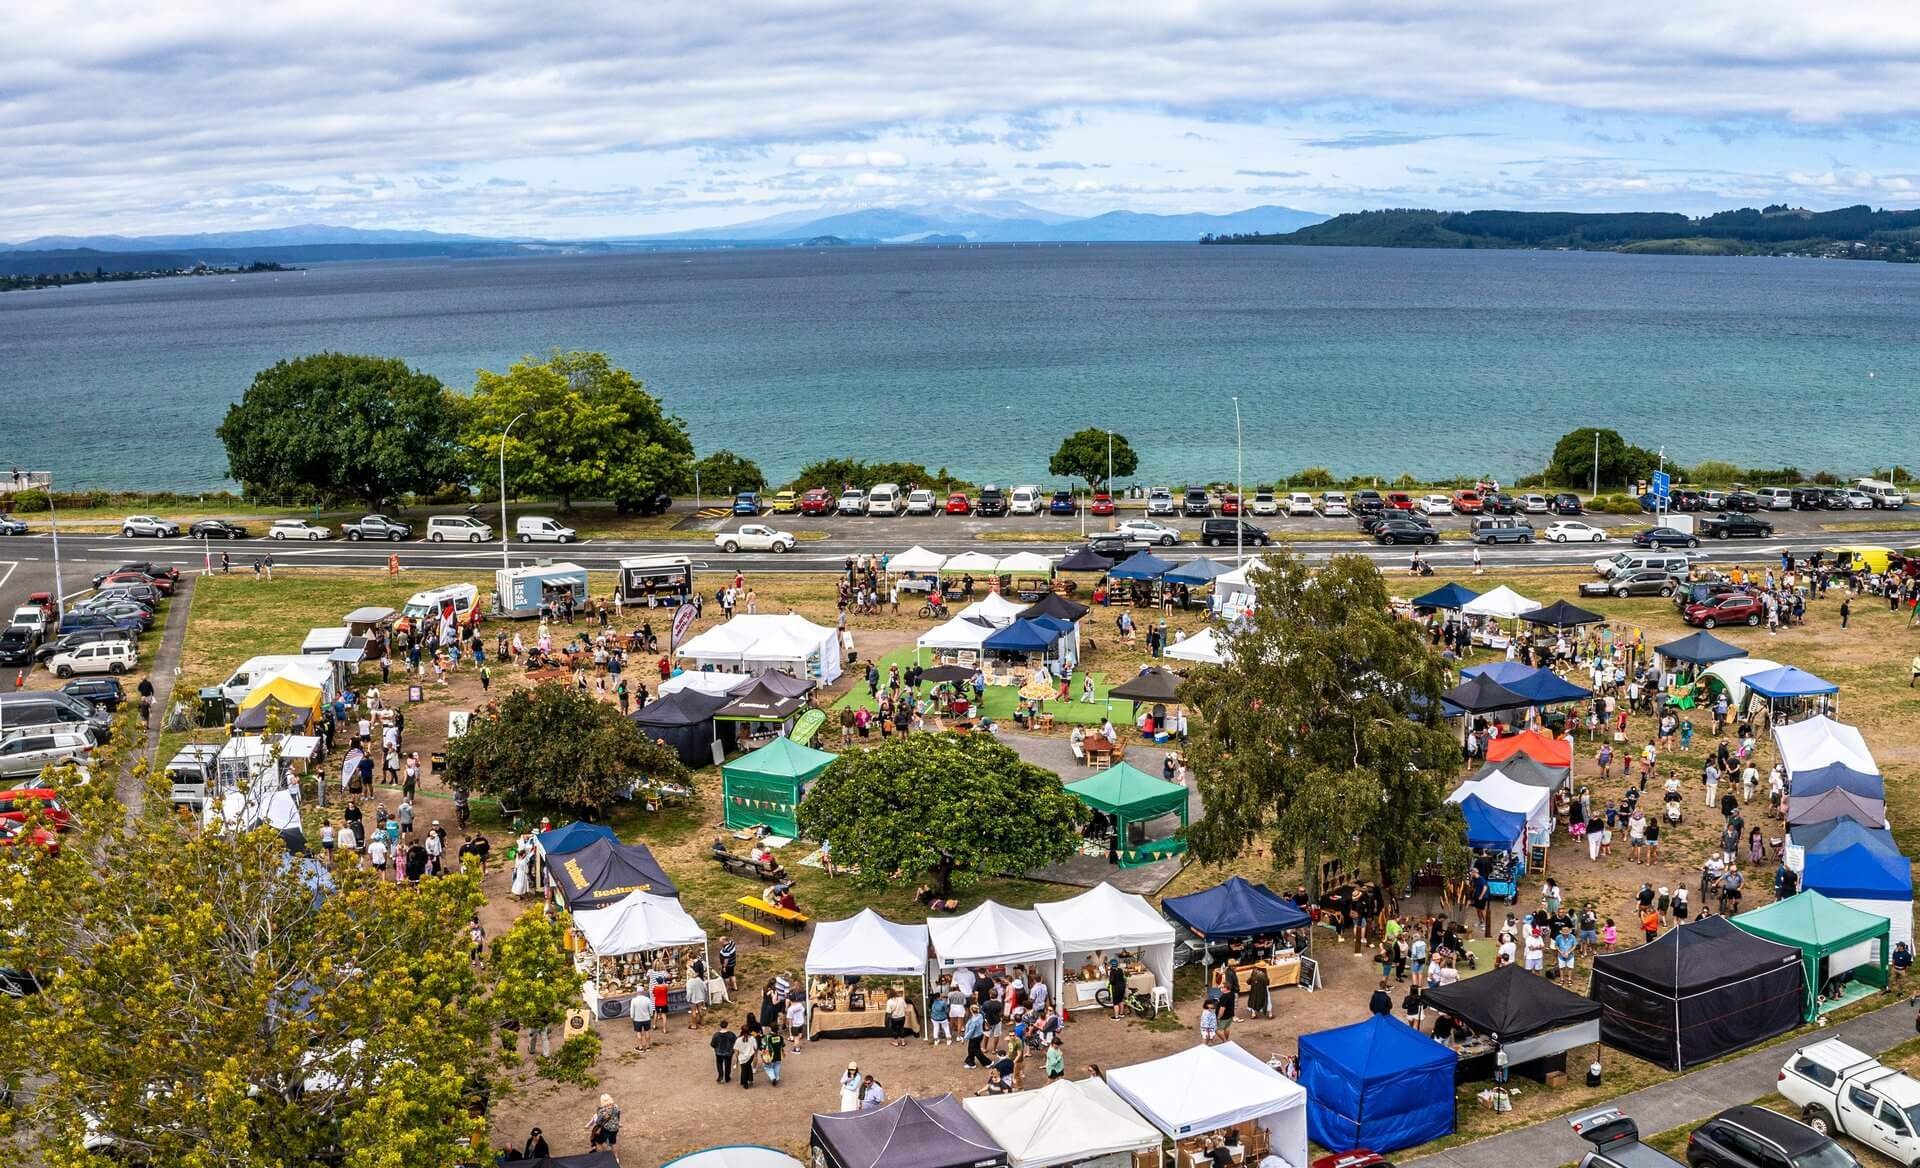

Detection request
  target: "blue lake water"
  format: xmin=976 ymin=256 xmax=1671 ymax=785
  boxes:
xmin=1 ymin=243 xmax=1916 ymax=491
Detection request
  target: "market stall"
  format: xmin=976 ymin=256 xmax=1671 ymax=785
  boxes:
xmin=926 ymin=901 xmax=1059 ymax=996
xmin=1063 ymin=764 xmax=1189 ymax=867
xmin=661 ymin=1148 xmax=803 ymax=1168
xmin=1020 ymin=593 xmax=1089 ymax=624
xmin=569 ymin=889 xmax=708 ymax=1019
xmin=1774 ymin=716 xmax=1878 ymax=783
xmin=1655 ymin=629 xmax=1749 ymax=668
xmin=958 ymin=592 xmax=1025 ymax=627
xmin=1459 ymin=662 xmax=1592 ymax=706
xmin=1035 ymin=882 xmax=1176 ymax=1012
xmin=1466 ymin=755 xmax=1570 ymax=791
xmin=1446 ymin=772 xmax=1552 ymax=840
xmin=676 ymin=613 xmax=844 ymax=684
xmin=1420 ymin=964 xmax=1601 ymax=1082
xmin=1458 ymin=795 xmax=1526 ymax=856
xmin=235 ymin=673 xmax=326 ymax=732
xmin=811 ymin=1095 xmax=1008 ymax=1168
xmin=1700 ymin=658 xmax=1786 ymax=711
xmin=1411 ymin=582 xmax=1480 ymax=611
xmin=1483 ymin=729 xmax=1572 ymax=767
xmin=1211 ymin=557 xmax=1268 ymax=618
xmin=804 ymin=908 xmax=931 ymax=1040
xmin=996 ymin=552 xmax=1057 ymax=601
xmin=715 ymin=678 xmax=813 ymax=746
xmin=721 ymin=736 xmax=837 ymax=838
xmin=917 ymin=615 xmax=997 ymax=666
xmin=1791 ymin=762 xmax=1885 ymax=801
xmin=1106 ymin=1042 xmax=1309 ymax=1168
xmin=1787 ymin=787 xmax=1887 ymax=829
xmin=544 ymin=838 xmax=679 ymax=909
xmin=1519 ymin=598 xmax=1604 ymax=629
xmin=1800 ymin=841 xmax=1914 ymax=949
xmin=1743 ymin=665 xmax=1839 ymax=720
xmin=1297 ymin=1014 xmax=1458 ymax=1154
xmin=963 ymin=1077 xmax=1163 ymax=1168
xmin=631 ymin=688 xmax=737 ymax=767
xmin=531 ymin=821 xmax=617 ymax=891
xmin=1589 ymin=915 xmax=1805 ymax=1070
xmin=1056 ymin=547 xmax=1115 ymax=575
xmin=1162 ymin=626 xmax=1228 ymax=665
xmin=1162 ymin=877 xmax=1315 ymax=989
xmin=658 ymin=671 xmax=756 ymax=698
xmin=1734 ymin=891 xmax=1891 ymax=1019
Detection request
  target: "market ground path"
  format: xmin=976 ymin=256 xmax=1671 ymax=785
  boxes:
xmin=1401 ymin=998 xmax=1916 ymax=1168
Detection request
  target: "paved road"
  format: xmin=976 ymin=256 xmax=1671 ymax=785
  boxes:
xmin=1402 ymin=999 xmax=1917 ymax=1168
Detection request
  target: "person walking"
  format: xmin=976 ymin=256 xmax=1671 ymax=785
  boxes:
xmin=962 ymin=1004 xmax=987 ymax=1068
xmin=710 ymin=1019 xmax=737 ymax=1083
xmin=839 ymin=1063 xmax=862 ymax=1111
xmin=762 ymin=1026 xmax=785 ymax=1086
xmin=736 ymin=1027 xmax=758 ymax=1090
xmin=587 ymin=1094 xmax=621 ymax=1151
xmin=629 ymin=984 xmax=654 ymax=1051
xmin=1840 ymin=595 xmax=1851 ymax=628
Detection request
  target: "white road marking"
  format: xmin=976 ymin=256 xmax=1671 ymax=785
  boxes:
xmin=0 ymin=561 xmax=15 ymax=593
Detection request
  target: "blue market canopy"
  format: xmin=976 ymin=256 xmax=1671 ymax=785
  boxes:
xmin=1299 ymin=1015 xmax=1458 ymax=1153
xmin=981 ymin=618 xmax=1067 ymax=653
xmin=1440 ymin=674 xmax=1530 ymax=714
xmin=1797 ymin=817 xmax=1899 ymax=857
xmin=537 ymin=821 xmax=619 ymax=857
xmin=1802 ymin=842 xmax=1914 ymax=902
xmin=1743 ymin=665 xmax=1840 ymax=700
xmin=1655 ymin=630 xmax=1749 ymax=666
xmin=1412 ymin=582 xmax=1480 ymax=610
xmin=1162 ymin=876 xmax=1310 ymax=938
xmin=1460 ymin=795 xmax=1526 ymax=852
xmin=1461 ymin=662 xmax=1592 ymax=705
xmin=1164 ymin=558 xmax=1230 ymax=586
xmin=1792 ymin=763 xmax=1884 ymax=801
xmin=1108 ymin=550 xmax=1175 ymax=580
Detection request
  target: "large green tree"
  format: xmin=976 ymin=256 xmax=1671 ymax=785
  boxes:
xmin=798 ymin=733 xmax=1079 ymax=897
xmin=1182 ymin=551 xmax=1462 ymax=897
xmin=216 ymin=353 xmax=467 ymax=507
xmin=466 ymin=350 xmax=693 ymax=511
xmin=1048 ymin=428 xmax=1139 ymax=492
xmin=444 ymin=682 xmax=690 ymax=815
xmin=693 ymin=449 xmax=766 ymax=495
xmin=1542 ymin=427 xmax=1660 ymax=491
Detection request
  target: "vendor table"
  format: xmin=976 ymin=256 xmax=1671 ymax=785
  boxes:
xmin=1070 ymin=971 xmax=1156 ymax=1006
xmin=809 ymin=994 xmax=921 ymax=1038
xmin=1084 ymin=733 xmax=1118 ymax=768
xmin=1235 ymin=953 xmax=1305 ymax=990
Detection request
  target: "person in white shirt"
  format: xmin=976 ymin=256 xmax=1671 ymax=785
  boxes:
xmin=1523 ymin=928 xmax=1545 ymax=972
xmin=366 ymin=834 xmax=389 ymax=875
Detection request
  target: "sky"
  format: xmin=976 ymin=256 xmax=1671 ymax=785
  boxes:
xmin=8 ymin=1 xmax=1920 ymax=240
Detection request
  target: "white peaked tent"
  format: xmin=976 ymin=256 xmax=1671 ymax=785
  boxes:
xmin=1212 ymin=557 xmax=1270 ymax=616
xmin=963 ymin=1078 xmax=1165 ymax=1168
xmin=1447 ymin=773 xmax=1552 ymax=838
xmin=678 ymin=613 xmax=844 ymax=683
xmin=658 ymin=671 xmax=755 ymax=698
xmin=573 ymin=890 xmax=709 ymax=957
xmin=890 ymin=546 xmax=948 ymax=574
xmin=662 ymin=1149 xmax=805 ymax=1168
xmin=1775 ymin=715 xmax=1878 ymax=780
xmin=805 ymin=909 xmax=932 ymax=1041
xmin=958 ymin=592 xmax=1026 ymax=628
xmin=1106 ymin=1042 xmax=1309 ymax=1168
xmin=1036 ymin=883 xmax=1177 ymax=1008
xmin=1461 ymin=585 xmax=1540 ymax=620
xmin=928 ymin=900 xmax=1059 ymax=979
xmin=1164 ymin=626 xmax=1229 ymax=665
xmin=996 ymin=552 xmax=1056 ymax=575
xmin=1702 ymin=658 xmax=1785 ymax=710
xmin=946 ymin=551 xmax=1003 ymax=574
xmin=917 ymin=616 xmax=996 ymax=655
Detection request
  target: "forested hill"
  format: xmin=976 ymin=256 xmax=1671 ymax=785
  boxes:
xmin=1203 ymin=205 xmax=1920 ymax=260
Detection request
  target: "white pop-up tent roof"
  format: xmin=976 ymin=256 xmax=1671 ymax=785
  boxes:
xmin=945 ymin=551 xmax=1003 ymax=573
xmin=963 ymin=1078 xmax=1163 ymax=1168
xmin=1447 ymin=773 xmax=1552 ymax=836
xmin=995 ymin=552 xmax=1055 ymax=575
xmin=917 ymin=616 xmax=996 ymax=653
xmin=1701 ymin=657 xmax=1784 ymax=709
xmin=957 ymin=593 xmax=1025 ymax=628
xmin=1164 ymin=626 xmax=1229 ymax=665
xmin=1106 ymin=1041 xmax=1309 ymax=1168
xmin=890 ymin=546 xmax=948 ymax=574
xmin=807 ymin=908 xmax=931 ymax=976
xmin=678 ymin=613 xmax=843 ymax=683
xmin=658 ymin=671 xmax=755 ymax=698
xmin=928 ymin=900 xmax=1058 ymax=969
xmin=573 ymin=890 xmax=708 ymax=956
xmin=1036 ymin=882 xmax=1177 ymax=1006
xmin=1461 ymin=585 xmax=1540 ymax=620
xmin=1775 ymin=715 xmax=1878 ymax=780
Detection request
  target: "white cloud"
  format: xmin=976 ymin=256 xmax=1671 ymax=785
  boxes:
xmin=792 ymin=150 xmax=908 ymax=169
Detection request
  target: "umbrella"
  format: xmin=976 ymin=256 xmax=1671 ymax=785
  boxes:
xmin=1108 ymin=667 xmax=1182 ymax=703
xmin=1519 ymin=599 xmax=1604 ymax=627
xmin=920 ymin=663 xmax=974 ymax=684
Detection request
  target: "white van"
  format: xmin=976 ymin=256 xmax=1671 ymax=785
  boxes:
xmin=1008 ymin=485 xmax=1043 ymax=515
xmin=427 ymin=515 xmax=494 ymax=542
xmin=1754 ymin=487 xmax=1794 ymax=511
xmin=866 ymin=483 xmax=902 ymax=517
xmin=217 ymin=655 xmax=330 ymax=705
xmin=515 ymin=516 xmax=578 ymax=543
xmin=1857 ymin=478 xmax=1907 ymax=510
xmin=400 ymin=583 xmax=480 ymax=629
xmin=1595 ymin=550 xmax=1692 ymax=579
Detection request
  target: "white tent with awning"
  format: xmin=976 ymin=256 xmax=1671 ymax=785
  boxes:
xmin=928 ymin=901 xmax=1058 ymax=984
xmin=889 ymin=546 xmax=947 ymax=574
xmin=996 ymin=551 xmax=1055 ymax=575
xmin=1035 ymin=882 xmax=1177 ymax=1009
xmin=917 ymin=615 xmax=996 ymax=655
xmin=1164 ymin=626 xmax=1229 ymax=665
xmin=1106 ymin=1042 xmax=1309 ymax=1168
xmin=658 ymin=672 xmax=755 ymax=698
xmin=1461 ymin=585 xmax=1540 ymax=620
xmin=805 ymin=908 xmax=931 ymax=1041
xmin=1775 ymin=715 xmax=1878 ymax=780
xmin=573 ymin=889 xmax=709 ymax=956
xmin=946 ymin=551 xmax=1002 ymax=574
xmin=963 ymin=1078 xmax=1165 ymax=1168
xmin=1702 ymin=657 xmax=1784 ymax=710
xmin=1212 ymin=557 xmax=1270 ymax=616
xmin=677 ymin=613 xmax=843 ymax=683
xmin=958 ymin=592 xmax=1025 ymax=628
xmin=1448 ymin=772 xmax=1553 ymax=837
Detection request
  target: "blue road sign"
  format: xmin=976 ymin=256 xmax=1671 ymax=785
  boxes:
xmin=1651 ymin=470 xmax=1670 ymax=499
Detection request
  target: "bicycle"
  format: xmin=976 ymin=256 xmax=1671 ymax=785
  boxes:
xmin=1093 ymin=987 xmax=1156 ymax=1017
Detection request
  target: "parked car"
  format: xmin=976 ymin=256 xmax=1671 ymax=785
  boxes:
xmin=834 ymin=488 xmax=869 ymax=516
xmin=0 ymin=629 xmax=37 ymax=667
xmin=0 ymin=515 xmax=27 ymax=536
xmin=731 ymin=492 xmax=762 ymax=516
xmin=188 ymin=519 xmax=248 ymax=539
xmin=867 ymin=484 xmax=903 ymax=517
xmin=1319 ymin=492 xmax=1351 ymax=517
xmin=1287 ymin=493 xmax=1316 ymax=516
xmin=33 ymin=628 xmax=135 ymax=665
xmin=1683 ymin=593 xmax=1765 ymax=628
xmin=1670 ymin=488 xmax=1704 ymax=512
xmin=1250 ymin=492 xmax=1280 ymax=516
xmin=60 ymin=678 xmax=124 ymax=711
xmin=1842 ymin=489 xmax=1876 ymax=510
xmin=944 ymin=492 xmax=972 ymax=515
xmin=1545 ymin=520 xmax=1608 ymax=543
xmin=426 ymin=515 xmax=493 ymax=542
xmin=1472 ymin=518 xmax=1534 ymax=544
xmin=1699 ymin=512 xmax=1774 ymax=540
xmin=1115 ymin=519 xmax=1181 ymax=547
xmin=1362 ymin=510 xmax=1433 ymax=535
xmin=1451 ymin=489 xmax=1485 ymax=514
xmin=1182 ymin=489 xmax=1213 ymax=518
xmin=1049 ymin=491 xmax=1078 ymax=516
xmin=58 ymin=610 xmax=142 ymax=635
xmin=0 ymin=731 xmax=96 ymax=779
xmin=1145 ymin=487 xmax=1177 ymax=517
xmin=92 ymin=570 xmax=172 ymax=597
xmin=1520 ymin=493 xmax=1551 ymax=513
xmin=1219 ymin=493 xmax=1242 ymax=516
xmin=1384 ymin=491 xmax=1415 ymax=511
xmin=1350 ymin=490 xmax=1384 ymax=515
xmin=1375 ymin=518 xmax=1438 ymax=546
xmin=905 ymin=489 xmax=939 ymax=516
xmin=0 ymin=788 xmax=72 ymax=832
xmin=7 ymin=606 xmax=50 ymax=641
xmin=1417 ymin=494 xmax=1454 ymax=516
xmin=1778 ymin=1039 xmax=1920 ymax=1164
xmin=120 ymin=515 xmax=180 ymax=538
xmin=1090 ymin=492 xmax=1116 ymax=517
xmin=1483 ymin=492 xmax=1519 ymax=515
xmin=268 ymin=519 xmax=331 ymax=541
xmin=1685 ymin=1105 xmax=1859 ymax=1168
xmin=770 ymin=490 xmax=800 ymax=514
xmin=1567 ymin=1107 xmax=1686 ymax=1168
xmin=48 ymin=639 xmax=138 ymax=677
xmin=1599 ymin=550 xmax=1695 ymax=579
xmin=100 ymin=562 xmax=178 ymax=584
xmin=800 ymin=488 xmax=836 ymax=516
xmin=88 ymin=582 xmax=161 ymax=607
xmin=1791 ymin=487 xmax=1826 ymax=511
xmin=515 ymin=516 xmax=576 ymax=543
xmin=715 ymin=525 xmax=795 ymax=553
xmin=1580 ymin=568 xmax=1681 ymax=598
xmin=1819 ymin=488 xmax=1852 ymax=511
xmin=1551 ymin=493 xmax=1585 ymax=515
xmin=1200 ymin=519 xmax=1270 ymax=548
xmin=974 ymin=487 xmax=1006 ymax=517
xmin=1725 ymin=490 xmax=1761 ymax=512
xmin=1635 ymin=527 xmax=1702 ymax=549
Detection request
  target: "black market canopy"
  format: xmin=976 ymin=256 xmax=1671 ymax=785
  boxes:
xmin=1056 ymin=547 xmax=1115 ymax=573
xmin=1588 ymin=915 xmax=1805 ymax=1070
xmin=1107 ymin=667 xmax=1182 ymax=704
xmin=1519 ymin=599 xmax=1605 ymax=628
xmin=811 ymin=1094 xmax=1009 ymax=1168
xmin=631 ymin=687 xmax=737 ymax=766
xmin=1019 ymin=593 xmax=1089 ymax=623
xmin=716 ymin=679 xmax=811 ymax=723
xmin=919 ymin=664 xmax=975 ymax=684
xmin=544 ymin=838 xmax=679 ymax=908
xmin=1440 ymin=674 xmax=1530 ymax=714
xmin=1655 ymin=630 xmax=1750 ymax=666
xmin=1421 ymin=964 xmax=1600 ymax=1063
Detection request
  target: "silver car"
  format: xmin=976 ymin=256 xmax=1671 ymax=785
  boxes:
xmin=0 ymin=730 xmax=96 ymax=779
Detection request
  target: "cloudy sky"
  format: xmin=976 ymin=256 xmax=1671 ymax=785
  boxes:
xmin=10 ymin=1 xmax=1920 ymax=239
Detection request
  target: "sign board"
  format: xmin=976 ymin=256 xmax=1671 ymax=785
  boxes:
xmin=1650 ymin=470 xmax=1670 ymax=499
xmin=447 ymin=710 xmax=472 ymax=739
xmin=671 ymin=602 xmax=697 ymax=648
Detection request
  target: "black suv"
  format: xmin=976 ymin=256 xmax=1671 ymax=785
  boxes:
xmin=1183 ymin=489 xmax=1213 ymax=518
xmin=1375 ymin=517 xmax=1438 ymax=546
xmin=61 ymin=678 xmax=125 ymax=710
xmin=1351 ymin=489 xmax=1385 ymax=515
xmin=1699 ymin=512 xmax=1774 ymax=540
xmin=1551 ymin=493 xmax=1585 ymax=515
xmin=0 ymin=628 xmax=37 ymax=667
xmin=975 ymin=487 xmax=1007 ymax=517
xmin=1360 ymin=510 xmax=1433 ymax=535
xmin=1483 ymin=492 xmax=1519 ymax=515
xmin=1818 ymin=488 xmax=1851 ymax=511
xmin=1200 ymin=519 xmax=1269 ymax=547
xmin=1686 ymin=1105 xmax=1856 ymax=1168
xmin=1724 ymin=490 xmax=1760 ymax=512
xmin=1790 ymin=487 xmax=1825 ymax=511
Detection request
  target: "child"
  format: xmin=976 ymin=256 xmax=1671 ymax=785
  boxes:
xmin=1602 ymin=918 xmax=1618 ymax=948
xmin=1198 ymin=1001 xmax=1218 ymax=1045
xmin=1680 ymin=719 xmax=1693 ymax=751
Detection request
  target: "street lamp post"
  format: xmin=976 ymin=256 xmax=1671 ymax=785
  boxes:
xmin=44 ymin=474 xmax=65 ymax=606
xmin=1232 ymin=397 xmax=1244 ymax=565
xmin=498 ymin=412 xmax=527 ymax=573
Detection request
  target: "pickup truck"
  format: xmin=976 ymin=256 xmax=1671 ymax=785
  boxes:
xmin=1779 ymin=1038 xmax=1920 ymax=1165
xmin=1699 ymin=511 xmax=1774 ymax=540
xmin=1566 ymin=1106 xmax=1684 ymax=1168
xmin=342 ymin=514 xmax=413 ymax=541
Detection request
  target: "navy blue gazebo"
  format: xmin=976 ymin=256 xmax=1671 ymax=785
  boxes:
xmin=1109 ymin=550 xmax=1175 ymax=580
xmin=1412 ymin=582 xmax=1480 ymax=610
xmin=1162 ymin=875 xmax=1310 ymax=937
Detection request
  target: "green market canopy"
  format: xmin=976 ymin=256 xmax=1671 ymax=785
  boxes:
xmin=721 ymin=736 xmax=838 ymax=837
xmin=1064 ymin=762 xmax=1189 ymax=867
xmin=1733 ymin=890 xmax=1890 ymax=1019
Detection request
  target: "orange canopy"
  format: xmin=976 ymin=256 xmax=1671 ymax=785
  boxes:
xmin=1485 ymin=729 xmax=1572 ymax=767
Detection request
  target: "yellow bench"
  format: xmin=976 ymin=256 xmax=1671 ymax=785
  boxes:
xmin=737 ymin=896 xmax=811 ymax=935
xmin=719 ymin=912 xmax=776 ymax=944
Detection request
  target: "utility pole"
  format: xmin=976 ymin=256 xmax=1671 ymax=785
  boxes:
xmin=1232 ymin=397 xmax=1244 ymax=566
xmin=498 ymin=412 xmax=527 ymax=573
xmin=1592 ymin=431 xmax=1600 ymax=497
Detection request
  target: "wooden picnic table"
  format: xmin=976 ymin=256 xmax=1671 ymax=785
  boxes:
xmin=737 ymin=895 xmax=809 ymax=935
xmin=1083 ymin=733 xmax=1118 ymax=768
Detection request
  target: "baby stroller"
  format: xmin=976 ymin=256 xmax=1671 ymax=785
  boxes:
xmin=1663 ymin=791 xmax=1683 ymax=825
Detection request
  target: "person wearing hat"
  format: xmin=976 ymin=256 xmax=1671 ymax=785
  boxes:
xmin=838 ymin=1061 xmax=862 ymax=1111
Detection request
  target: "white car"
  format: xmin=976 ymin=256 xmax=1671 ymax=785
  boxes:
xmin=48 ymin=640 xmax=137 ymax=678
xmin=1778 ymin=1038 xmax=1920 ymax=1164
xmin=1250 ymin=492 xmax=1280 ymax=516
xmin=904 ymin=489 xmax=938 ymax=516
xmin=120 ymin=515 xmax=180 ymax=538
xmin=1843 ymin=490 xmax=1876 ymax=510
xmin=1286 ymin=493 xmax=1316 ymax=516
xmin=1544 ymin=520 xmax=1608 ymax=543
xmin=835 ymin=488 xmax=867 ymax=516
xmin=1115 ymin=519 xmax=1181 ymax=547
xmin=1520 ymin=493 xmax=1551 ymax=514
xmin=715 ymin=524 xmax=795 ymax=553
xmin=1320 ymin=492 xmax=1350 ymax=517
xmin=1416 ymin=494 xmax=1453 ymax=516
xmin=268 ymin=519 xmax=331 ymax=541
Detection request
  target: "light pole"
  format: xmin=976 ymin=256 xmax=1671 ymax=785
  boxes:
xmin=1107 ymin=429 xmax=1114 ymax=532
xmin=1232 ymin=397 xmax=1244 ymax=565
xmin=498 ymin=411 xmax=527 ymax=573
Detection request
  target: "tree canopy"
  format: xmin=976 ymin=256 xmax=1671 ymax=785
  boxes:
xmin=798 ymin=733 xmax=1079 ymax=897
xmin=443 ymin=681 xmax=690 ymax=815
xmin=216 ymin=353 xmax=467 ymax=507
xmin=466 ymin=350 xmax=693 ymax=511
xmin=1048 ymin=429 xmax=1138 ymax=491
xmin=1542 ymin=427 xmax=1660 ymax=491
xmin=1181 ymin=551 xmax=1463 ymax=896
xmin=694 ymin=449 xmax=767 ymax=495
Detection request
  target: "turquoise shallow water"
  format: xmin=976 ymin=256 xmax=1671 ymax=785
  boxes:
xmin=1 ymin=243 xmax=1916 ymax=491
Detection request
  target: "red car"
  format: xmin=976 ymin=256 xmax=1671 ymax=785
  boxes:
xmin=944 ymin=492 xmax=972 ymax=515
xmin=96 ymin=570 xmax=175 ymax=596
xmin=1089 ymin=492 xmax=1115 ymax=517
xmin=0 ymin=820 xmax=59 ymax=854
xmin=0 ymin=789 xmax=71 ymax=831
xmin=1220 ymin=494 xmax=1242 ymax=516
xmin=25 ymin=592 xmax=58 ymax=621
xmin=799 ymin=488 xmax=835 ymax=516
xmin=1385 ymin=492 xmax=1414 ymax=511
xmin=1683 ymin=593 xmax=1763 ymax=629
xmin=1451 ymin=489 xmax=1484 ymax=514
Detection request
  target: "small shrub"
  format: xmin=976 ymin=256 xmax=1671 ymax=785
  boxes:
xmin=1292 ymin=467 xmax=1336 ymax=489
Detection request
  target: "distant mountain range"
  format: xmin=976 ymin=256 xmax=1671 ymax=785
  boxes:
xmin=635 ymin=201 xmax=1327 ymax=243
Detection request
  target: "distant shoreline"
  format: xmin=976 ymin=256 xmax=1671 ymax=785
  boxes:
xmin=0 ymin=260 xmax=294 ymax=293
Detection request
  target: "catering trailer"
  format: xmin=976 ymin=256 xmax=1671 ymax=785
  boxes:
xmin=493 ymin=562 xmax=589 ymax=619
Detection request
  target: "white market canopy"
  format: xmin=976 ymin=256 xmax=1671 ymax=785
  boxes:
xmin=917 ymin=615 xmax=997 ymax=653
xmin=1775 ymin=716 xmax=1878 ymax=780
xmin=806 ymin=908 xmax=931 ymax=977
xmin=957 ymin=593 xmax=1025 ymax=628
xmin=677 ymin=613 xmax=843 ymax=683
xmin=928 ymin=900 xmax=1058 ymax=969
xmin=1106 ymin=1041 xmax=1309 ymax=1168
xmin=1448 ymin=773 xmax=1552 ymax=836
xmin=995 ymin=552 xmax=1056 ymax=575
xmin=1702 ymin=658 xmax=1785 ymax=709
xmin=661 ymin=1149 xmax=804 ymax=1168
xmin=889 ymin=546 xmax=948 ymax=574
xmin=1035 ymin=882 xmax=1176 ymax=1005
xmin=1461 ymin=585 xmax=1541 ymax=620
xmin=945 ymin=551 xmax=1003 ymax=573
xmin=963 ymin=1078 xmax=1163 ymax=1168
xmin=572 ymin=890 xmax=708 ymax=956
xmin=1164 ymin=626 xmax=1229 ymax=665
xmin=657 ymin=672 xmax=755 ymax=698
